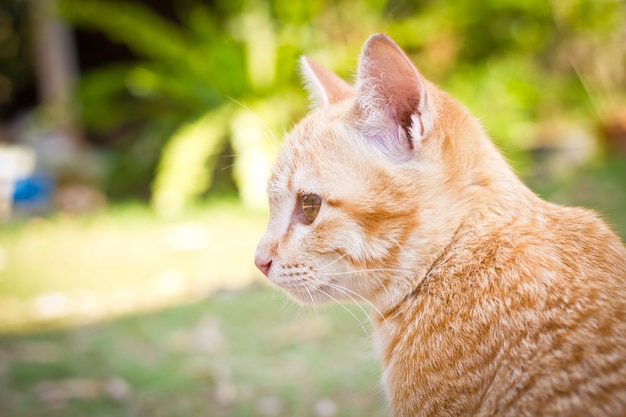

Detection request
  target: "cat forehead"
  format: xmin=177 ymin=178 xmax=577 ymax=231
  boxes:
xmin=269 ymin=109 xmax=383 ymax=201
xmin=269 ymin=122 xmax=334 ymax=194
xmin=291 ymin=100 xmax=353 ymax=140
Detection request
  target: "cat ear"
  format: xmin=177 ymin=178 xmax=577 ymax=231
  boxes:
xmin=300 ymin=56 xmax=355 ymax=107
xmin=354 ymin=33 xmax=433 ymax=160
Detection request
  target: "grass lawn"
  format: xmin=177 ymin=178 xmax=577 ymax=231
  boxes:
xmin=0 ymin=202 xmax=265 ymax=330
xmin=0 ymin=286 xmax=386 ymax=417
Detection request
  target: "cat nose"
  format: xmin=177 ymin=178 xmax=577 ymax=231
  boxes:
xmin=254 ymin=253 xmax=273 ymax=277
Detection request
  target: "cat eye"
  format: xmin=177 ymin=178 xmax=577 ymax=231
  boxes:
xmin=301 ymin=193 xmax=322 ymax=224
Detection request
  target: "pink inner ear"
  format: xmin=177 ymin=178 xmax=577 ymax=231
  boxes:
xmin=354 ymin=34 xmax=429 ymax=159
xmin=369 ymin=123 xmax=412 ymax=160
xmin=301 ymin=56 xmax=355 ymax=106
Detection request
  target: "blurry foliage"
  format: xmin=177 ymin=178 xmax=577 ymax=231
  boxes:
xmin=386 ymin=0 xmax=625 ymax=170
xmin=55 ymin=0 xmax=625 ymax=213
xmin=0 ymin=0 xmax=32 ymax=117
xmin=152 ymin=106 xmax=231 ymax=216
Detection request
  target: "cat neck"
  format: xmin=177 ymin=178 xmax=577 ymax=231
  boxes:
xmin=370 ymin=132 xmax=541 ymax=316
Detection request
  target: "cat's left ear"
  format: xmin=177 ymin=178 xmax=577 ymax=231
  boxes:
xmin=354 ymin=34 xmax=434 ymax=160
xmin=300 ymin=56 xmax=355 ymax=107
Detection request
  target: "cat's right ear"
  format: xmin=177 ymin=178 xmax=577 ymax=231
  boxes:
xmin=300 ymin=56 xmax=354 ymax=107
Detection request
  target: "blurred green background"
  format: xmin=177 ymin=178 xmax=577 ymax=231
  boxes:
xmin=0 ymin=0 xmax=625 ymax=416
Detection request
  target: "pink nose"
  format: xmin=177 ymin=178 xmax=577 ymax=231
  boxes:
xmin=255 ymin=254 xmax=272 ymax=277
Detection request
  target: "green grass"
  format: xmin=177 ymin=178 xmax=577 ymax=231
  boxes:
xmin=0 ymin=201 xmax=266 ymax=330
xmin=0 ymin=286 xmax=386 ymax=417
xmin=0 ymin=201 xmax=262 ymax=298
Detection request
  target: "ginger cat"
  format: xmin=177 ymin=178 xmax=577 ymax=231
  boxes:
xmin=254 ymin=34 xmax=626 ymax=416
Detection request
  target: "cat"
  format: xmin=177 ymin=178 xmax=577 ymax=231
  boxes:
xmin=254 ymin=33 xmax=626 ymax=416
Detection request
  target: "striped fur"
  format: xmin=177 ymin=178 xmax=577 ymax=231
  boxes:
xmin=255 ymin=34 xmax=626 ymax=416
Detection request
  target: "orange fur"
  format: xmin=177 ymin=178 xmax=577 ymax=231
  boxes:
xmin=255 ymin=34 xmax=626 ymax=416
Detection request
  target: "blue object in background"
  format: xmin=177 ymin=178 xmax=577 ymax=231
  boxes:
xmin=12 ymin=172 xmax=54 ymax=207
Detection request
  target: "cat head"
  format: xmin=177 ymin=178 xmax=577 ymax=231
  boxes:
xmin=255 ymin=34 xmax=510 ymax=309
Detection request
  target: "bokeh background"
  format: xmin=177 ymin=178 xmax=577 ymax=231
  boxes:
xmin=0 ymin=0 xmax=625 ymax=416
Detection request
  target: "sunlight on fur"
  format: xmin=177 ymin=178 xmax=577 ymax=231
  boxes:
xmin=255 ymin=33 xmax=626 ymax=417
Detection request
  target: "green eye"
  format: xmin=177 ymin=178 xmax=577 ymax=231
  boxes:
xmin=301 ymin=193 xmax=322 ymax=223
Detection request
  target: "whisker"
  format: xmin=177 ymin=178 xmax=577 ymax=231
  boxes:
xmin=274 ymin=290 xmax=302 ymax=318
xmin=303 ymin=285 xmax=318 ymax=312
xmin=220 ymin=160 xmax=243 ymax=171
xmin=319 ymin=268 xmax=414 ymax=277
xmin=365 ymin=272 xmax=395 ymax=300
xmin=317 ymin=237 xmax=408 ymax=305
xmin=226 ymin=96 xmax=281 ymax=150
xmin=312 ymin=278 xmax=390 ymax=330
xmin=320 ymin=283 xmax=375 ymax=329
xmin=314 ymin=286 xmax=370 ymax=335
xmin=292 ymin=275 xmax=370 ymax=334
xmin=319 ymin=253 xmax=349 ymax=271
